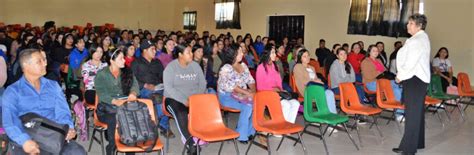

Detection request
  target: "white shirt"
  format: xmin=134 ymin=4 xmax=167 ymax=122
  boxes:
xmin=432 ymin=57 xmax=452 ymax=72
xmin=306 ymin=68 xmax=316 ymax=80
xmin=396 ymin=30 xmax=431 ymax=83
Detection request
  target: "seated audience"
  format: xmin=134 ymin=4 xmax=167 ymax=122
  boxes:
xmin=347 ymin=42 xmax=365 ymax=82
xmin=217 ymin=44 xmax=256 ymax=144
xmin=361 ymin=45 xmax=403 ymax=120
xmin=432 ymin=47 xmax=457 ymax=92
xmin=95 ymin=48 xmax=140 ymax=155
xmin=192 ymin=45 xmax=216 ymax=91
xmin=2 ymin=48 xmax=86 ymax=154
xmin=329 ymin=48 xmax=367 ymax=103
xmin=131 ymin=39 xmax=174 ymax=137
xmin=293 ymin=49 xmax=337 ymax=114
xmin=81 ymin=46 xmax=107 ymax=105
xmin=256 ymin=45 xmax=300 ymax=123
xmin=157 ymin=39 xmax=175 ymax=67
xmin=163 ymin=44 xmax=206 ymax=155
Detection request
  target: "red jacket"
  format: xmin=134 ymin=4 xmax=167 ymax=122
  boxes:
xmin=347 ymin=52 xmax=365 ymax=74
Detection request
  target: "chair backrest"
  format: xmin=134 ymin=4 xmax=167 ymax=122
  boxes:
xmin=188 ymin=94 xmax=225 ymax=134
xmin=304 ymin=85 xmax=331 ymax=119
xmin=253 ymin=91 xmax=287 ymax=130
xmin=327 ymin=74 xmax=332 ymax=88
xmin=457 ymin=72 xmax=472 ymax=95
xmin=339 ymin=82 xmax=365 ymax=111
xmin=376 ymin=79 xmax=397 ymax=106
xmin=289 ymin=74 xmax=301 ymax=97
xmin=113 ymin=99 xmax=156 ymax=123
xmin=428 ymin=75 xmax=445 ymax=96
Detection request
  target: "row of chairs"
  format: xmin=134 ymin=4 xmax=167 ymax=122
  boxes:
xmin=83 ymin=72 xmax=473 ymax=155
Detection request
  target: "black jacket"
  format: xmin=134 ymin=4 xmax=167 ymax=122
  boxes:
xmin=131 ymin=57 xmax=164 ymax=88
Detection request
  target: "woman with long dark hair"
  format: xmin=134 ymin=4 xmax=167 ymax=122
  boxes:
xmin=95 ymin=48 xmax=139 ymax=155
xmin=218 ymin=44 xmax=256 ymax=144
xmin=256 ymin=45 xmax=300 ymax=123
xmin=432 ymin=47 xmax=457 ymax=92
xmin=81 ymin=45 xmax=107 ymax=105
xmin=329 ymin=48 xmax=367 ymax=103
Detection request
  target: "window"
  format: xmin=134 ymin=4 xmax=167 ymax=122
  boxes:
xmin=214 ymin=0 xmax=241 ymax=29
xmin=215 ymin=2 xmax=235 ymax=21
xmin=183 ymin=11 xmax=197 ymax=30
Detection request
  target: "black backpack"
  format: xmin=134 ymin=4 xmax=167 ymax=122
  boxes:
xmin=116 ymin=101 xmax=159 ymax=151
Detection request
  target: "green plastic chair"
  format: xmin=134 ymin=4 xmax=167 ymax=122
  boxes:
xmin=299 ymin=84 xmax=359 ymax=154
xmin=428 ymin=75 xmax=463 ymax=119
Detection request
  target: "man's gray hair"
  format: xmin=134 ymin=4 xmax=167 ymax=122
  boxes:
xmin=18 ymin=48 xmax=41 ymax=69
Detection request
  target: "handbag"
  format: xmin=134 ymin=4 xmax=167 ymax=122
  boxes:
xmin=20 ymin=113 xmax=69 ymax=154
xmin=278 ymin=91 xmax=293 ymax=100
xmin=376 ymin=71 xmax=396 ymax=80
xmin=96 ymin=102 xmax=117 ymax=119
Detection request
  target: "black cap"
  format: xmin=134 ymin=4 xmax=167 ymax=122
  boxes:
xmin=140 ymin=39 xmax=155 ymax=50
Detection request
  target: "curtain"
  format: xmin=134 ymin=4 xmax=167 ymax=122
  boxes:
xmin=215 ymin=0 xmax=241 ymax=29
xmin=347 ymin=0 xmax=368 ymax=35
xmin=381 ymin=0 xmax=401 ymax=37
xmin=348 ymin=0 xmax=421 ymax=38
xmin=367 ymin=0 xmax=383 ymax=35
xmin=398 ymin=0 xmax=420 ymax=37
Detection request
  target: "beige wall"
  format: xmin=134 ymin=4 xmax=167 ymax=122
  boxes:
xmin=174 ymin=0 xmax=474 ymax=82
xmin=0 ymin=0 xmax=176 ymax=31
xmin=1 ymin=0 xmax=473 ymax=82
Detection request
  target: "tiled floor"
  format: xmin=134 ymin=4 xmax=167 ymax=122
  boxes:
xmin=79 ymin=104 xmax=474 ymax=155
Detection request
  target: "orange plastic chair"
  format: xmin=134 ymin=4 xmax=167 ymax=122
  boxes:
xmin=245 ymin=91 xmax=306 ymax=155
xmin=185 ymin=94 xmax=240 ymax=155
xmin=289 ymin=74 xmax=304 ymax=102
xmin=113 ymin=99 xmax=164 ymax=154
xmin=87 ymin=95 xmax=107 ymax=155
xmin=161 ymin=97 xmax=173 ymax=152
xmin=424 ymin=96 xmax=449 ymax=125
xmin=327 ymin=74 xmax=340 ymax=101
xmin=309 ymin=59 xmax=325 ymax=79
xmin=457 ymin=72 xmax=474 ymax=111
xmin=376 ymin=79 xmax=405 ymax=132
xmin=339 ymin=82 xmax=383 ymax=144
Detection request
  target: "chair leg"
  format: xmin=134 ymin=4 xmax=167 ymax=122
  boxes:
xmin=342 ymin=123 xmax=359 ymax=150
xmin=372 ymin=116 xmax=383 ymax=137
xmin=354 ymin=121 xmax=362 ymax=146
xmin=87 ymin=128 xmax=96 ymax=152
xmin=265 ymin=133 xmax=271 ymax=155
xmin=276 ymin=136 xmax=285 ymax=151
xmin=166 ymin=131 xmax=170 ymax=153
xmin=99 ymin=130 xmax=105 ymax=155
xmin=318 ymin=124 xmax=329 ymax=154
xmin=218 ymin=141 xmax=224 ymax=155
xmin=293 ymin=123 xmax=310 ymax=146
xmin=245 ymin=134 xmax=256 ymax=155
xmin=181 ymin=136 xmax=193 ymax=155
xmin=196 ymin=139 xmax=201 ymax=155
xmin=297 ymin=131 xmax=307 ymax=153
xmin=232 ymin=138 xmax=240 ymax=155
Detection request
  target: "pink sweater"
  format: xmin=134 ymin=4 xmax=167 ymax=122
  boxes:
xmin=256 ymin=63 xmax=283 ymax=91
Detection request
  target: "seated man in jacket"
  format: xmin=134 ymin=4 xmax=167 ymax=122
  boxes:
xmin=2 ymin=48 xmax=86 ymax=155
xmin=131 ymin=40 xmax=174 ymax=138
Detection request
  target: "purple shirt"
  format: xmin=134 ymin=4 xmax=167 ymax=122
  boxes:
xmin=157 ymin=53 xmax=173 ymax=68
